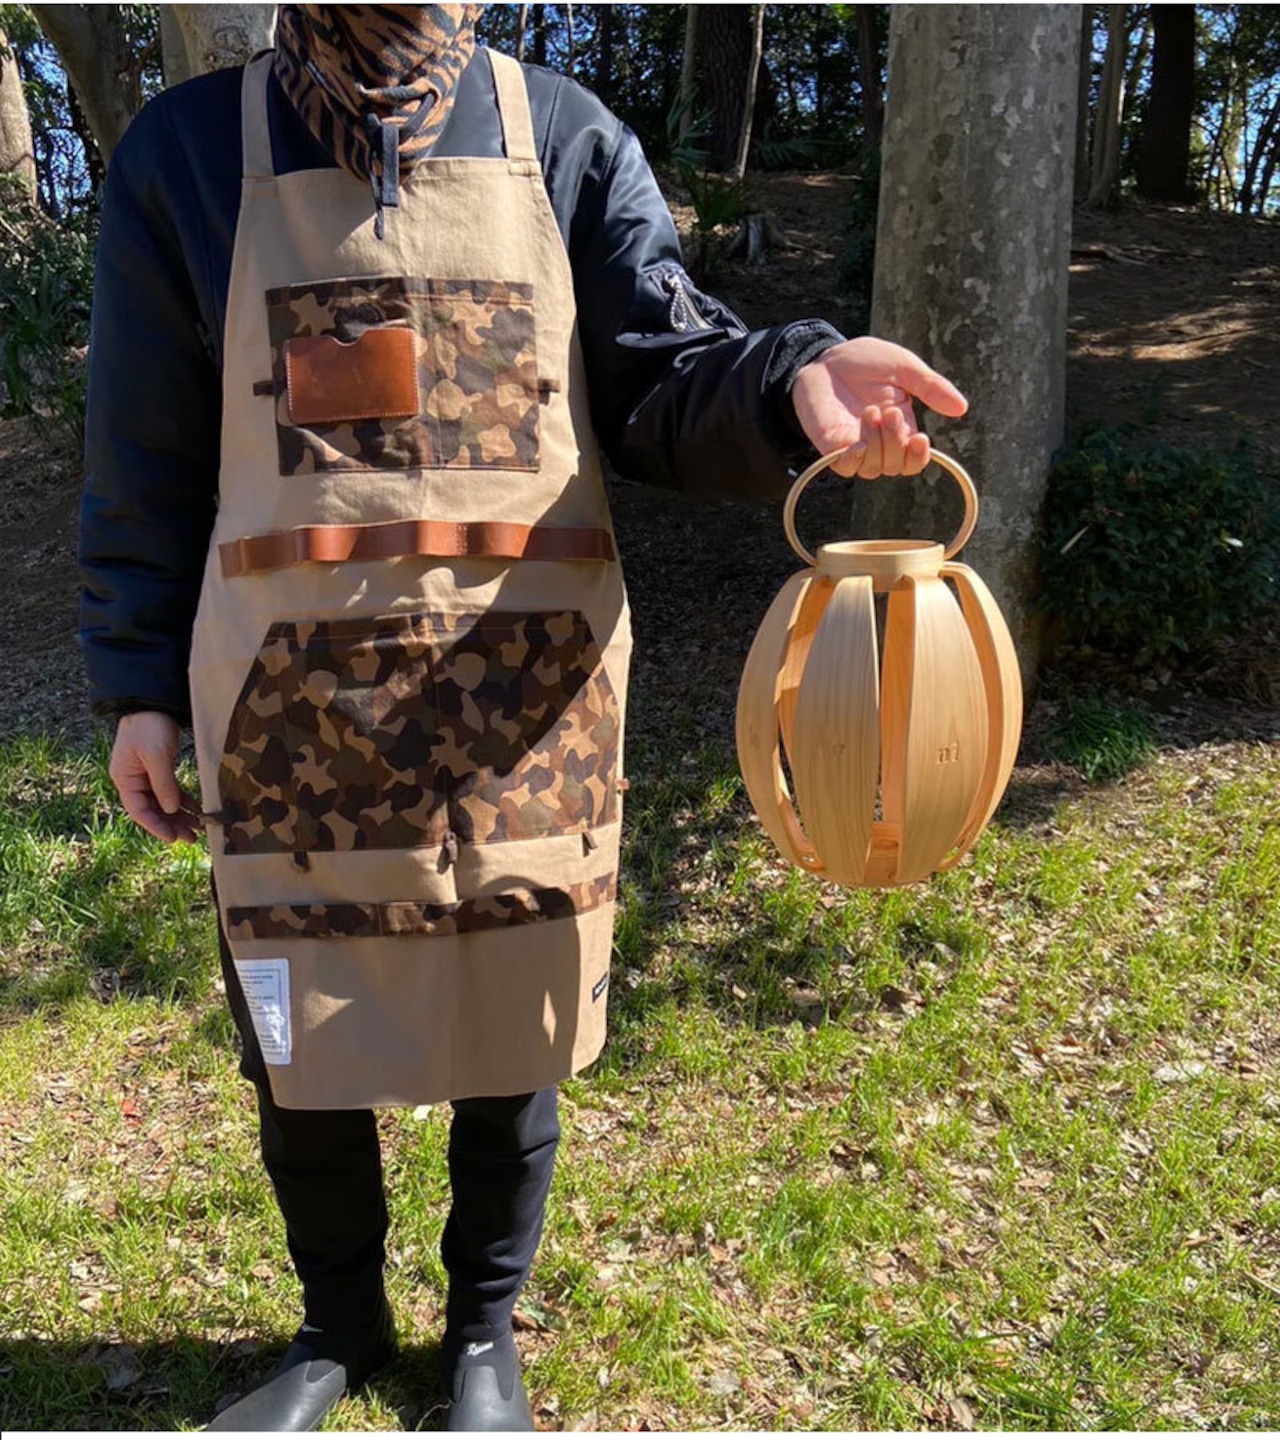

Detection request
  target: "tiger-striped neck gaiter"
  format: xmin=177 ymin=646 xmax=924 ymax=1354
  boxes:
xmin=273 ymin=4 xmax=485 ymax=238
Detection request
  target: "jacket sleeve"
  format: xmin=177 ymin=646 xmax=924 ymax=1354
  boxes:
xmin=569 ymin=121 xmax=845 ymax=503
xmin=78 ymin=100 xmax=222 ymax=725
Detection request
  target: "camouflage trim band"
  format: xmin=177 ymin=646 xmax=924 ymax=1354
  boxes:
xmin=266 ymin=275 xmax=541 ymax=474
xmin=226 ymin=873 xmax=616 ymax=940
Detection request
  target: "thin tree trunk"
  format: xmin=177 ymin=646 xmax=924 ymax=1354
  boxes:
xmin=31 ymin=4 xmax=139 ymax=166
xmin=595 ymin=4 xmax=613 ymax=104
xmin=532 ymin=5 xmax=547 ymax=68
xmin=0 ymin=26 xmax=37 ymax=201
xmin=1086 ymin=4 xmax=1127 ymax=207
xmin=516 ymin=5 xmax=528 ymax=64
xmin=1255 ymin=129 xmax=1280 ymax=216
xmin=867 ymin=4 xmax=1082 ymax=680
xmin=1075 ymin=5 xmax=1094 ymax=200
xmin=692 ymin=4 xmax=762 ymax=172
xmin=729 ymin=5 xmax=765 ymax=181
xmin=857 ymin=4 xmax=885 ymax=152
xmin=565 ymin=2 xmax=574 ymax=79
xmin=678 ymin=4 xmax=697 ymax=138
xmin=1239 ymin=88 xmax=1280 ymax=214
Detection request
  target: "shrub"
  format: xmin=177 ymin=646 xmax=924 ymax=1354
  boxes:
xmin=0 ymin=179 xmax=96 ymax=440
xmin=1036 ymin=428 xmax=1280 ymax=668
xmin=1044 ymin=693 xmax=1158 ymax=781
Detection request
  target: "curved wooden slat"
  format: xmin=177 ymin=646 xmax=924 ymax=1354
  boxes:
xmin=789 ymin=575 xmax=879 ymax=885
xmin=936 ymin=562 xmax=1024 ymax=869
xmin=881 ymin=575 xmax=988 ymax=884
xmin=735 ymin=571 xmax=827 ymax=871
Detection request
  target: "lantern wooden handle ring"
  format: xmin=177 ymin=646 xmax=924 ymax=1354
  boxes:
xmin=736 ymin=441 xmax=1022 ymax=890
xmin=782 ymin=447 xmax=979 ymax=567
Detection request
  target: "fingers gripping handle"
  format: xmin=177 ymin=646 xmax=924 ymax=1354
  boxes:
xmin=783 ymin=447 xmax=980 ymax=568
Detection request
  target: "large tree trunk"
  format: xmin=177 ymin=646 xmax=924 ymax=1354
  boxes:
xmin=31 ymin=5 xmax=140 ymax=166
xmin=863 ymin=4 xmax=1081 ymax=683
xmin=692 ymin=4 xmax=764 ymax=175
xmin=0 ymin=26 xmax=37 ymax=201
xmin=170 ymin=4 xmax=277 ymax=82
xmin=1086 ymin=4 xmax=1127 ymax=208
xmin=857 ymin=4 xmax=885 ymax=153
xmin=1135 ymin=4 xmax=1196 ymax=201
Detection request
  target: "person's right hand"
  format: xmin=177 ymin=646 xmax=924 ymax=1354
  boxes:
xmin=109 ymin=711 xmax=202 ymax=844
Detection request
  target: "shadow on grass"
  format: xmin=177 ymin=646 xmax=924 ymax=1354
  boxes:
xmin=0 ymin=1334 xmax=450 ymax=1432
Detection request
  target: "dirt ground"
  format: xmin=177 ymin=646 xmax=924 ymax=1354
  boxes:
xmin=1 ymin=178 xmax=1277 ymax=748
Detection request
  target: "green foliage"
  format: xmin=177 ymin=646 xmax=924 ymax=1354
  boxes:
xmin=665 ymin=95 xmax=750 ymax=280
xmin=1037 ymin=428 xmax=1280 ymax=667
xmin=1045 ymin=695 xmax=1158 ymax=782
xmin=0 ymin=180 xmax=95 ymax=439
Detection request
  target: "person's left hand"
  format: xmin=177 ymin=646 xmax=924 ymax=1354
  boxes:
xmin=791 ymin=336 xmax=969 ymax=478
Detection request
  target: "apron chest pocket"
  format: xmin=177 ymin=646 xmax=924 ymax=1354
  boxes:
xmin=218 ymin=610 xmax=620 ymax=856
xmin=265 ymin=276 xmax=542 ymax=476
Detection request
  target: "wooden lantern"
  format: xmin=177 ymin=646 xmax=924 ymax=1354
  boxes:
xmin=736 ymin=449 xmax=1022 ymax=889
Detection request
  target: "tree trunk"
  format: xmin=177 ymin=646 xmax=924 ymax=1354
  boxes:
xmin=692 ymin=4 xmax=763 ymax=174
xmin=160 ymin=5 xmax=193 ymax=88
xmin=1074 ymin=6 xmax=1093 ymax=200
xmin=595 ymin=3 xmax=614 ymax=105
xmin=1135 ymin=4 xmax=1196 ymax=201
xmin=532 ymin=5 xmax=547 ymax=68
xmin=864 ymin=3 xmax=1082 ymax=682
xmin=730 ymin=5 xmax=765 ymax=181
xmin=678 ymin=5 xmax=698 ymax=138
xmin=857 ymin=4 xmax=885 ymax=153
xmin=1086 ymin=4 xmax=1127 ymax=208
xmin=171 ymin=4 xmax=276 ymax=79
xmin=1239 ymin=89 xmax=1280 ymax=215
xmin=515 ymin=5 xmax=528 ymax=64
xmin=0 ymin=26 xmax=37 ymax=201
xmin=1255 ymin=129 xmax=1280 ymax=217
xmin=31 ymin=5 xmax=140 ymax=166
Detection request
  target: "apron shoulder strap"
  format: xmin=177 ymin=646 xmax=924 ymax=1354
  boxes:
xmin=486 ymin=49 xmax=538 ymax=164
xmin=241 ymin=49 xmax=275 ymax=181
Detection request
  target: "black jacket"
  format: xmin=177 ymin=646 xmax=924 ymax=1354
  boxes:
xmin=78 ymin=50 xmax=843 ymax=724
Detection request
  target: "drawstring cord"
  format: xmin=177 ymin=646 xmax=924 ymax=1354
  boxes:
xmin=358 ymin=81 xmax=440 ymax=240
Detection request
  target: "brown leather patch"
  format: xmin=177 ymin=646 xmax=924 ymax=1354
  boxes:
xmin=284 ymin=327 xmax=419 ymax=425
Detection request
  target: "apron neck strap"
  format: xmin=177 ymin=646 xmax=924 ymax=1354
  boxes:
xmin=487 ymin=49 xmax=537 ymax=163
xmin=241 ymin=48 xmax=276 ymax=180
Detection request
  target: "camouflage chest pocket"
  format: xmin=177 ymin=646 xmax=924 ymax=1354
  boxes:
xmin=265 ymin=276 xmax=541 ymax=477
xmin=218 ymin=610 xmax=620 ymax=857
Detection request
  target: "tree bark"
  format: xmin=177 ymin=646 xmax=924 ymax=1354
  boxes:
xmin=0 ymin=26 xmax=37 ymax=201
xmin=1135 ymin=4 xmax=1196 ymax=201
xmin=1074 ymin=6 xmax=1093 ymax=200
xmin=857 ymin=4 xmax=885 ymax=152
xmin=1086 ymin=3 xmax=1127 ymax=208
xmin=31 ymin=4 xmax=140 ymax=166
xmin=515 ymin=5 xmax=528 ymax=65
xmin=1239 ymin=88 xmax=1280 ymax=215
xmin=532 ymin=5 xmax=547 ymax=68
xmin=863 ymin=4 xmax=1082 ymax=682
xmin=692 ymin=4 xmax=763 ymax=173
xmin=171 ymin=4 xmax=276 ymax=79
xmin=678 ymin=4 xmax=698 ymax=139
xmin=595 ymin=3 xmax=613 ymax=105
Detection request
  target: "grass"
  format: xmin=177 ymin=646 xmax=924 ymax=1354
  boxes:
xmin=2 ymin=723 xmax=1280 ymax=1430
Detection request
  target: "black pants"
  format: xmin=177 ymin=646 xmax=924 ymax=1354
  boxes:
xmin=218 ymin=924 xmax=560 ymax=1342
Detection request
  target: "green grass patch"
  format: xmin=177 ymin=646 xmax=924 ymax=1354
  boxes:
xmin=2 ymin=730 xmax=1280 ymax=1429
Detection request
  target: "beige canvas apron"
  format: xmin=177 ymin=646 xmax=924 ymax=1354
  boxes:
xmin=189 ymin=49 xmax=632 ymax=1109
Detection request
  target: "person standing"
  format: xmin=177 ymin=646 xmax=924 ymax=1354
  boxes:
xmin=79 ymin=5 xmax=966 ymax=1429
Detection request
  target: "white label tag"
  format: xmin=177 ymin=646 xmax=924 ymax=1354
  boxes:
xmin=233 ymin=958 xmax=292 ymax=1066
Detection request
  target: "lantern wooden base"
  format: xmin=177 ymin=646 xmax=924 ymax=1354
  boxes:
xmin=736 ymin=450 xmax=1022 ymax=889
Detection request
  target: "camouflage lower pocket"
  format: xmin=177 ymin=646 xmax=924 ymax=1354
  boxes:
xmin=265 ymin=275 xmax=541 ymax=475
xmin=218 ymin=610 xmax=620 ymax=856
